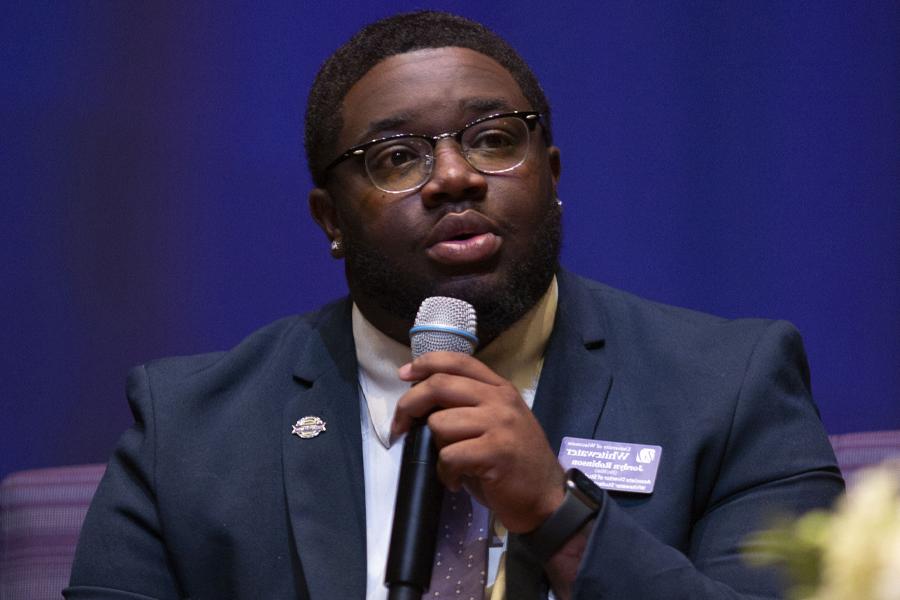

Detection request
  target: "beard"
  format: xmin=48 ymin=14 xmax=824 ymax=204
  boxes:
xmin=342 ymin=198 xmax=562 ymax=345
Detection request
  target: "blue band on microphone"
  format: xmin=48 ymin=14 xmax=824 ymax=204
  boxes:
xmin=408 ymin=324 xmax=479 ymax=346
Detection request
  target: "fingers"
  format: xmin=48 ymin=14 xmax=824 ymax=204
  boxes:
xmin=435 ymin=434 xmax=566 ymax=532
xmin=391 ymin=373 xmax=498 ymax=436
xmin=427 ymin=406 xmax=486 ymax=447
xmin=392 ymin=355 xmax=521 ymax=436
xmin=398 ymin=352 xmax=506 ymax=386
xmin=389 ymin=352 xmax=566 ymax=532
xmin=435 ymin=437 xmax=494 ymax=492
xmin=427 ymin=404 xmax=525 ymax=484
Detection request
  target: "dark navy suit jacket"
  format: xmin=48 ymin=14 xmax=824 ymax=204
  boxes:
xmin=66 ymin=270 xmax=843 ymax=599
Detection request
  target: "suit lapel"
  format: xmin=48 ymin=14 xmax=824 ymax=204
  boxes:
xmin=282 ymin=299 xmax=367 ymax=600
xmin=532 ymin=270 xmax=613 ymax=454
xmin=507 ymin=270 xmax=614 ymax=599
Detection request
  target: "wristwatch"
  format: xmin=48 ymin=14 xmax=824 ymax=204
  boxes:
xmin=519 ymin=468 xmax=605 ymax=563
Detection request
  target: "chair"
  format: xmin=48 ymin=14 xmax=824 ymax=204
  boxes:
xmin=0 ymin=464 xmax=105 ymax=600
xmin=828 ymin=429 xmax=900 ymax=487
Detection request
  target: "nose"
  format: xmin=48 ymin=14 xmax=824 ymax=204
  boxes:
xmin=419 ymin=139 xmax=487 ymax=208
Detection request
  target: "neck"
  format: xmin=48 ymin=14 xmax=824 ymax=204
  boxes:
xmin=351 ymin=294 xmax=413 ymax=347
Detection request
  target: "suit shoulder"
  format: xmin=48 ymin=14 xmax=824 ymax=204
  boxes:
xmin=134 ymin=299 xmax=347 ymax=399
xmin=563 ymin=271 xmax=802 ymax=372
xmin=576 ymin=273 xmax=786 ymax=336
xmin=140 ymin=315 xmax=299 ymax=378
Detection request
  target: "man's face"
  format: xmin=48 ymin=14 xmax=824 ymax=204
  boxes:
xmin=311 ymin=47 xmax=561 ymax=343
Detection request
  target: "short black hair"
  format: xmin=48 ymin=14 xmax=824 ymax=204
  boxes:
xmin=304 ymin=11 xmax=553 ymax=188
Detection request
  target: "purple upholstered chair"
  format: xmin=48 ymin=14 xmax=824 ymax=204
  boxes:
xmin=0 ymin=464 xmax=105 ymax=600
xmin=828 ymin=429 xmax=900 ymax=487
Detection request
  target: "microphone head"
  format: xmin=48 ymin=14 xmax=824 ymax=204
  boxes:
xmin=410 ymin=296 xmax=478 ymax=358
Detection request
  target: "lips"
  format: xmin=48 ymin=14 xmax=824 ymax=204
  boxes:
xmin=424 ymin=211 xmax=503 ymax=266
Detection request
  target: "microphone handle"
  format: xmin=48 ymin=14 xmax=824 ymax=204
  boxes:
xmin=385 ymin=418 xmax=444 ymax=599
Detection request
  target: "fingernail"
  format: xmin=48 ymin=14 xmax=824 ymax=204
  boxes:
xmin=398 ymin=363 xmax=412 ymax=379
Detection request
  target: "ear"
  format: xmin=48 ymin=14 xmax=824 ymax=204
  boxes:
xmin=309 ymin=187 xmax=342 ymax=243
xmin=547 ymin=145 xmax=561 ymax=188
xmin=309 ymin=187 xmax=347 ymax=258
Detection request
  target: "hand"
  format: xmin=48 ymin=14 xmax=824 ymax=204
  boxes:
xmin=392 ymin=351 xmax=565 ymax=533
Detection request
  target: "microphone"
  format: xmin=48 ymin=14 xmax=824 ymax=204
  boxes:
xmin=385 ymin=297 xmax=478 ymax=600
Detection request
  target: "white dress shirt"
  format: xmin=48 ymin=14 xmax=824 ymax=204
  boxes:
xmin=353 ymin=278 xmax=558 ymax=600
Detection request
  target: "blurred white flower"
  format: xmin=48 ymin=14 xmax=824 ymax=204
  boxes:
xmin=748 ymin=460 xmax=900 ymax=600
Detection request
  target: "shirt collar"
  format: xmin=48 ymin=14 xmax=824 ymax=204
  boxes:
xmin=352 ymin=276 xmax=559 ymax=448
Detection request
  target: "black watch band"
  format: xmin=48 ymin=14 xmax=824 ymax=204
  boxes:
xmin=519 ymin=468 xmax=604 ymax=564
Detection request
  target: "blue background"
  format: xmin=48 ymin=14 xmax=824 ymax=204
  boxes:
xmin=2 ymin=1 xmax=898 ymax=479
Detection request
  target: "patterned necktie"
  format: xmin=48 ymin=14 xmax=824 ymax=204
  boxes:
xmin=425 ymin=489 xmax=490 ymax=599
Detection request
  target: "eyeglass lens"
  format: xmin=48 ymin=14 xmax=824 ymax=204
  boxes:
xmin=365 ymin=115 xmax=531 ymax=193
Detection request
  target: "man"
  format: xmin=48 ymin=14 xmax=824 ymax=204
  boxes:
xmin=67 ymin=11 xmax=843 ymax=600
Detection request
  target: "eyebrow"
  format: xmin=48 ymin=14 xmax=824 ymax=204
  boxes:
xmin=362 ymin=113 xmax=416 ymax=141
xmin=358 ymin=97 xmax=520 ymax=142
xmin=459 ymin=97 xmax=515 ymax=114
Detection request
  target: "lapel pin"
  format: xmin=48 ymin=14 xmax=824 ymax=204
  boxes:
xmin=292 ymin=416 xmax=327 ymax=439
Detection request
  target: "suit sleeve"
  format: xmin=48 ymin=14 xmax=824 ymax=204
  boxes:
xmin=65 ymin=364 xmax=183 ymax=600
xmin=569 ymin=320 xmax=844 ymax=599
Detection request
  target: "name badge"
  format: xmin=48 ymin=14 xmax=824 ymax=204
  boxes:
xmin=558 ymin=436 xmax=662 ymax=494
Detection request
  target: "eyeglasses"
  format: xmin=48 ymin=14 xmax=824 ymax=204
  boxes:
xmin=324 ymin=111 xmax=542 ymax=194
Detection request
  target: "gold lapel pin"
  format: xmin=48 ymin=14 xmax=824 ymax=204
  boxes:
xmin=292 ymin=416 xmax=327 ymax=439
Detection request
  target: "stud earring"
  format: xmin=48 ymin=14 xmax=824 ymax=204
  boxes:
xmin=330 ymin=239 xmax=343 ymax=257
xmin=555 ymin=197 xmax=563 ymax=208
